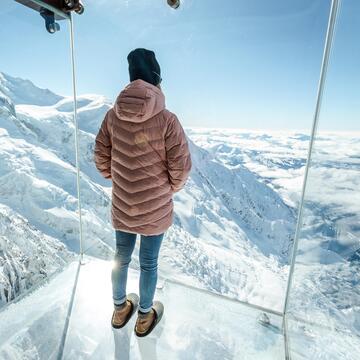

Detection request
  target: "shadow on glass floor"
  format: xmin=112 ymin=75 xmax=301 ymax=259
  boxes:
xmin=62 ymin=257 xmax=285 ymax=360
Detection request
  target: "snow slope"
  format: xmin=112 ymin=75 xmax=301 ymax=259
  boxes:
xmin=0 ymin=204 xmax=74 ymax=307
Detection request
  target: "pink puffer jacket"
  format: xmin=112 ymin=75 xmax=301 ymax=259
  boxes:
xmin=94 ymin=79 xmax=192 ymax=235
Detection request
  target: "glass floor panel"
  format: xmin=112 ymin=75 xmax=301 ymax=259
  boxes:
xmin=62 ymin=257 xmax=285 ymax=360
xmin=286 ymin=316 xmax=360 ymax=360
xmin=0 ymin=261 xmax=79 ymax=359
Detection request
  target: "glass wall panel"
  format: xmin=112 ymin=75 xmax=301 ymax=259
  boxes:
xmin=74 ymin=0 xmax=332 ymax=316
xmin=0 ymin=1 xmax=80 ymax=357
xmin=286 ymin=0 xmax=360 ymax=358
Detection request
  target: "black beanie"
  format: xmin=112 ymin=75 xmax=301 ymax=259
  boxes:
xmin=127 ymin=48 xmax=162 ymax=86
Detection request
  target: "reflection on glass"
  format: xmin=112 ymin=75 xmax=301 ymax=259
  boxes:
xmin=0 ymin=1 xmax=79 ymax=356
xmin=286 ymin=0 xmax=360 ymax=358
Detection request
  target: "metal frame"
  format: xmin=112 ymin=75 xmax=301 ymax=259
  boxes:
xmin=69 ymin=13 xmax=84 ymax=260
xmin=56 ymin=12 xmax=84 ymax=359
xmin=282 ymin=0 xmax=341 ymax=358
xmin=56 ymin=260 xmax=81 ymax=360
xmin=16 ymin=0 xmax=70 ymax=19
xmin=165 ymin=277 xmax=284 ymax=317
xmin=282 ymin=0 xmax=341 ymax=317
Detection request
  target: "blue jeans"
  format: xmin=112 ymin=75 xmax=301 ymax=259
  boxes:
xmin=112 ymin=230 xmax=164 ymax=313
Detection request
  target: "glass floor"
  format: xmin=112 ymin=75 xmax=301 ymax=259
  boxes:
xmin=0 ymin=261 xmax=80 ymax=359
xmin=0 ymin=257 xmax=285 ymax=359
xmin=1 ymin=257 xmax=358 ymax=359
xmin=285 ymin=316 xmax=360 ymax=360
xmin=62 ymin=258 xmax=285 ymax=360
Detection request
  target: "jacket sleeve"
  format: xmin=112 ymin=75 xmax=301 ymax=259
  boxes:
xmin=165 ymin=114 xmax=192 ymax=193
xmin=94 ymin=112 xmax=112 ymax=179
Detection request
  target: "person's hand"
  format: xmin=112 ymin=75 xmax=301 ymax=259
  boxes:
xmin=167 ymin=0 xmax=180 ymax=9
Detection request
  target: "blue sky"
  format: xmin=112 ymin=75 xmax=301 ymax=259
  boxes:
xmin=0 ymin=0 xmax=358 ymax=130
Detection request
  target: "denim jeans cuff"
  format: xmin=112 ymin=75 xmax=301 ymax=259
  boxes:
xmin=114 ymin=296 xmax=127 ymax=309
xmin=139 ymin=304 xmax=152 ymax=313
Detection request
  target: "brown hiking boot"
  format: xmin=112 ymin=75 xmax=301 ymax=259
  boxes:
xmin=112 ymin=300 xmax=132 ymax=328
xmin=134 ymin=302 xmax=164 ymax=337
xmin=111 ymin=293 xmax=139 ymax=329
xmin=135 ymin=309 xmax=156 ymax=335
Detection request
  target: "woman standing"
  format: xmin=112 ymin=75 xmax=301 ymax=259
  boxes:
xmin=94 ymin=48 xmax=192 ymax=337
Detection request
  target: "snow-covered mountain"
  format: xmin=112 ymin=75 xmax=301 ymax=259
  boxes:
xmin=0 ymin=204 xmax=74 ymax=306
xmin=0 ymin=72 xmax=62 ymax=107
xmin=0 ymin=73 xmax=359 ymax=359
xmin=0 ymin=73 xmax=114 ymax=308
xmin=0 ymin=72 xmax=296 ymax=311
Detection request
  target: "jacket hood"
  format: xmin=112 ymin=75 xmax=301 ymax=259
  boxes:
xmin=114 ymin=79 xmax=165 ymax=123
